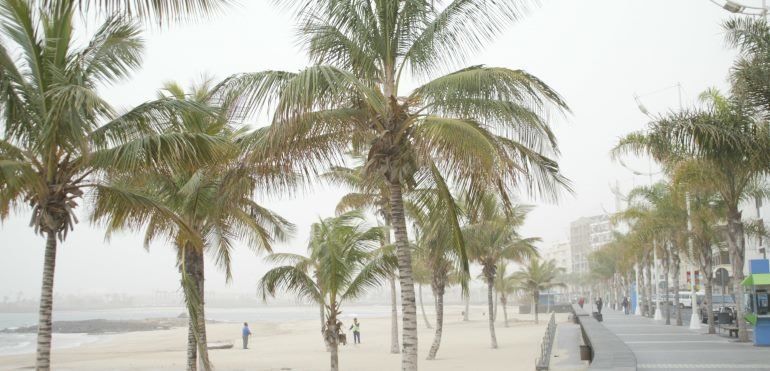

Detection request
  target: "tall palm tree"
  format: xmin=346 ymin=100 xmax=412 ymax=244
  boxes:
xmin=615 ymin=89 xmax=770 ymax=341
xmin=322 ymin=161 xmax=401 ymax=353
xmin=230 ymin=2 xmax=570 ymax=368
xmin=0 ymin=3 xmax=225 ymax=369
xmin=724 ymin=17 xmax=770 ymax=115
xmin=412 ymin=250 xmax=434 ymax=330
xmin=494 ymin=261 xmax=520 ymax=327
xmin=91 ymin=80 xmax=294 ymax=370
xmin=512 ymin=258 xmax=565 ymax=324
xmin=406 ymin=188 xmax=468 ymax=360
xmin=465 ymin=200 xmax=538 ymax=348
xmin=258 ymin=211 xmax=394 ymax=371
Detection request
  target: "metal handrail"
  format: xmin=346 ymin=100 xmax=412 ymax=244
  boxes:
xmin=535 ymin=312 xmax=557 ymax=370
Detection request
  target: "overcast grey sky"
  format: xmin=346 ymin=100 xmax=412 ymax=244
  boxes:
xmin=0 ymin=0 xmax=746 ymax=298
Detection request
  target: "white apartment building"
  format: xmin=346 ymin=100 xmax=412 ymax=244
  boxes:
xmin=542 ymin=240 xmax=571 ymax=273
xmin=570 ymin=215 xmax=613 ymax=274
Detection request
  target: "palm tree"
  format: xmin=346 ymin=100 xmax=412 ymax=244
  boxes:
xmin=230 ymin=2 xmax=570 ymax=368
xmin=91 ymin=80 xmax=294 ymax=370
xmin=412 ymin=250 xmax=434 ymax=330
xmin=724 ymin=17 xmax=770 ymax=115
xmin=614 ymin=89 xmax=770 ymax=341
xmin=494 ymin=261 xmax=520 ymax=327
xmin=406 ymin=188 xmax=468 ymax=360
xmin=48 ymin=0 xmax=230 ymax=24
xmin=512 ymin=258 xmax=565 ymax=324
xmin=322 ymin=161 xmax=401 ymax=353
xmin=0 ymin=3 xmax=226 ymax=369
xmin=258 ymin=211 xmax=394 ymax=371
xmin=465 ymin=200 xmax=538 ymax=348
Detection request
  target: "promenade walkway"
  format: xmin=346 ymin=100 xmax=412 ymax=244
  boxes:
xmin=601 ymin=308 xmax=770 ymax=371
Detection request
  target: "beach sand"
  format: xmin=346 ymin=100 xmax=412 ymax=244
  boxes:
xmin=0 ymin=305 xmax=560 ymax=370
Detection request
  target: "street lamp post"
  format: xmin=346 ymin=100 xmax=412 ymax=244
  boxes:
xmin=653 ymin=241 xmax=664 ymax=321
xmin=635 ymin=263 xmax=643 ymax=315
xmin=685 ymin=195 xmax=701 ymax=330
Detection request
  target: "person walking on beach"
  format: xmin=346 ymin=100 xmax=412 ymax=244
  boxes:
xmin=350 ymin=318 xmax=361 ymax=344
xmin=622 ymin=296 xmax=629 ymax=315
xmin=242 ymin=322 xmax=252 ymax=349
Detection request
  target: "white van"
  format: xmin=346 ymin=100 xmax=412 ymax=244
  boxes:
xmin=676 ymin=291 xmax=704 ymax=308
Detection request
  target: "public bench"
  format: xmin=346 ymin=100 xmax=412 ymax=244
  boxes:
xmin=718 ymin=324 xmax=739 ymax=337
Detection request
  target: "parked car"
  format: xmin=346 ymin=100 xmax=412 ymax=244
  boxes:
xmin=699 ymin=294 xmax=736 ymax=324
xmin=676 ymin=291 xmax=704 ymax=308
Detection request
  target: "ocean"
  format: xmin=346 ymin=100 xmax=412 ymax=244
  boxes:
xmin=0 ymin=305 xmax=390 ymax=356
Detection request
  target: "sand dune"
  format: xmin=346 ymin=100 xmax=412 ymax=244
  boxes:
xmin=0 ymin=305 xmax=556 ymax=370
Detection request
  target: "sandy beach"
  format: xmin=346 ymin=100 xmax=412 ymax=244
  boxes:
xmin=0 ymin=305 xmax=558 ymax=370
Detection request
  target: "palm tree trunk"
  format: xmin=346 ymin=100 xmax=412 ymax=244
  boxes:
xmin=661 ymin=253 xmax=671 ymax=325
xmin=418 ymin=283 xmax=433 ymax=329
xmin=463 ymin=295 xmax=470 ymax=321
xmin=389 ymin=276 xmax=400 ymax=354
xmin=427 ymin=280 xmax=445 ymax=360
xmin=185 ymin=248 xmax=210 ymax=370
xmin=328 ymin=311 xmax=339 ymax=371
xmin=187 ymin=316 xmax=197 ymax=371
xmin=388 ymin=181 xmax=418 ymax=370
xmin=35 ymin=232 xmax=58 ymax=371
xmin=485 ymin=275 xmax=498 ymax=348
xmin=646 ymin=255 xmax=653 ymax=318
xmin=493 ymin=290 xmax=498 ymax=322
xmin=671 ymin=248 xmax=682 ymax=326
xmin=534 ymin=291 xmax=540 ymax=324
xmin=726 ymin=207 xmax=749 ymax=342
xmin=501 ymin=296 xmax=509 ymax=327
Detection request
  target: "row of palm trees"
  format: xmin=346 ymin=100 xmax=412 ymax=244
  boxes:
xmin=0 ymin=1 xmax=570 ymax=370
xmin=589 ymin=16 xmax=770 ymax=343
xmin=257 ymin=199 xmax=563 ymax=371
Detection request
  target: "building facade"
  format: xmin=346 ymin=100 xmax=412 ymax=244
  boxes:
xmin=570 ymin=214 xmax=613 ymax=274
xmin=543 ymin=240 xmax=572 ymax=273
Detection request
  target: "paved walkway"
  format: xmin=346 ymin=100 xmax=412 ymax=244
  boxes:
xmin=601 ymin=309 xmax=770 ymax=371
xmin=550 ymin=321 xmax=588 ymax=371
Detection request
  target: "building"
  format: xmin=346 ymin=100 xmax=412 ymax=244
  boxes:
xmin=542 ymin=241 xmax=571 ymax=273
xmin=569 ymin=214 xmax=613 ymax=274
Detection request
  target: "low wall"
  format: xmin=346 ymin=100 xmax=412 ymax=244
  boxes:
xmin=571 ymin=304 xmax=636 ymax=371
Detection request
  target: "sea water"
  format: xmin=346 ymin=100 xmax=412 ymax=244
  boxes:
xmin=0 ymin=305 xmax=390 ymax=355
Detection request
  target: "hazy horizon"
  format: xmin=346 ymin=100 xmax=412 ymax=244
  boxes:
xmin=0 ymin=0 xmax=755 ymax=299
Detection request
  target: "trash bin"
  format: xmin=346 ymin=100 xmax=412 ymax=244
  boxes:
xmin=579 ymin=345 xmax=592 ymax=361
xmin=592 ymin=312 xmax=603 ymax=322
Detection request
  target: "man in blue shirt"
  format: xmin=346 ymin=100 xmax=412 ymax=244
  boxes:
xmin=242 ymin=322 xmax=252 ymax=349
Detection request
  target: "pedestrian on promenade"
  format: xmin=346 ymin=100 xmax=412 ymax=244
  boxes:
xmin=578 ymin=297 xmax=585 ymax=309
xmin=596 ymin=297 xmax=603 ymax=314
xmin=242 ymin=322 xmax=252 ymax=349
xmin=622 ymin=296 xmax=629 ymax=315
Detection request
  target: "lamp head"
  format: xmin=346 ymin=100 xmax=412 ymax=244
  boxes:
xmin=724 ymin=0 xmax=746 ymax=13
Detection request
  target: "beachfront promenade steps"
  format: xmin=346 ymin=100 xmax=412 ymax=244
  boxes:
xmin=571 ymin=304 xmax=637 ymax=371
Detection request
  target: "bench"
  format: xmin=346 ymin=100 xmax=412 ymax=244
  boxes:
xmin=718 ymin=324 xmax=739 ymax=337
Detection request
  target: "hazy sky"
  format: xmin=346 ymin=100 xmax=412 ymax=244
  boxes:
xmin=0 ymin=0 xmax=749 ymax=299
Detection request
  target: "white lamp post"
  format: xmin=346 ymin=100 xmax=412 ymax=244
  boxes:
xmin=653 ymin=241 xmax=664 ymax=321
xmin=685 ymin=195 xmax=701 ymax=330
xmin=635 ymin=264 xmax=643 ymax=315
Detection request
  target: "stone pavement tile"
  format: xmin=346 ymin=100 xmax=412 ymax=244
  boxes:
xmin=600 ymin=309 xmax=770 ymax=371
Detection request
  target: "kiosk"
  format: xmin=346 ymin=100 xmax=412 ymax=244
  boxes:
xmin=741 ymin=259 xmax=770 ymax=346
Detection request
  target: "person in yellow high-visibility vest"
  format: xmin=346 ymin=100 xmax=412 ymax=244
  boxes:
xmin=349 ymin=318 xmax=361 ymax=344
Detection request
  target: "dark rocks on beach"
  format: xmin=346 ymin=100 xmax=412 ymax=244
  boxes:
xmin=0 ymin=318 xmax=188 ymax=335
